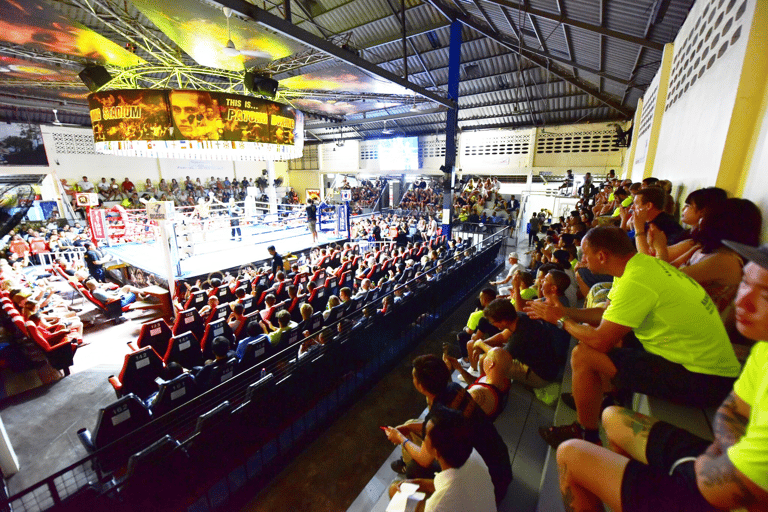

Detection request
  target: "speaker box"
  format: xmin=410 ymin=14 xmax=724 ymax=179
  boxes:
xmin=79 ymin=66 xmax=112 ymax=92
xmin=244 ymin=72 xmax=278 ymax=98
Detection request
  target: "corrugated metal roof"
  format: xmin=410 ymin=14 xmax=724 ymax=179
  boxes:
xmin=0 ymin=0 xmax=697 ymax=140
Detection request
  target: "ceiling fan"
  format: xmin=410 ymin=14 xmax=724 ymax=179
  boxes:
xmin=51 ymin=109 xmax=82 ymax=127
xmin=221 ymin=7 xmax=271 ymax=60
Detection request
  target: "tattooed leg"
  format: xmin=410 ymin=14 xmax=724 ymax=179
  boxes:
xmin=602 ymin=406 xmax=658 ymax=464
xmin=557 ymin=439 xmax=628 ymax=512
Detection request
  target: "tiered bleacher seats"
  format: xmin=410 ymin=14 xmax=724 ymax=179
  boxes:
xmin=208 ymin=304 xmax=229 ymax=323
xmin=241 ymin=296 xmax=255 ymax=316
xmin=184 ymin=290 xmax=207 ymax=311
xmin=24 ymin=320 xmax=78 ymax=375
xmin=236 ymin=335 xmax=269 ymax=372
xmin=201 ymin=358 xmax=238 ymax=391
xmin=308 ymin=286 xmax=327 ymax=312
xmin=216 ymin=285 xmax=235 ymax=305
xmin=117 ymin=435 xmax=188 ymax=509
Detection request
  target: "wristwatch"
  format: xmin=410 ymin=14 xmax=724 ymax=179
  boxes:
xmin=556 ymin=316 xmax=569 ymax=329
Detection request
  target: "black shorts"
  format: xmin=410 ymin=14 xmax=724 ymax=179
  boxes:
xmin=608 ymin=347 xmax=735 ymax=408
xmin=621 ymin=421 xmax=716 ymax=512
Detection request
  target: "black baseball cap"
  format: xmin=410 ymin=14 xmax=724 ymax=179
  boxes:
xmin=723 ymin=240 xmax=768 ymax=271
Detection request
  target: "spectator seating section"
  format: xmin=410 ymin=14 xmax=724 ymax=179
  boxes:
xmin=184 ymin=290 xmax=207 ymax=311
xmin=77 ymin=393 xmax=152 ymax=453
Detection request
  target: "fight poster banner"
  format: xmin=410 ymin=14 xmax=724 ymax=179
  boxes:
xmin=337 ymin=204 xmax=348 ymax=235
xmin=87 ymin=89 xmax=304 ymax=161
xmin=88 ymin=208 xmax=106 ymax=240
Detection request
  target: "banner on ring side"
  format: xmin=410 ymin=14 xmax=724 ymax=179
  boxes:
xmin=87 ymin=89 xmax=304 ymax=161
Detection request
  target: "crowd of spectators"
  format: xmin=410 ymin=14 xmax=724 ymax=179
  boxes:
xmin=452 ymin=177 xmax=520 ymax=227
xmin=399 ymin=179 xmax=443 ymax=215
xmin=6 ymin=168 xmax=768 ymax=512
xmin=339 ymin=177 xmax=385 ymax=213
xmin=349 ymin=212 xmax=444 ymax=244
xmin=1 ymin=222 xmax=90 ymax=268
xmin=379 ymin=173 xmax=767 ymax=511
xmin=61 ymin=174 xmax=283 ymax=210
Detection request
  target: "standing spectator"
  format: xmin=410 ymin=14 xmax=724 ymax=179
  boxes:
xmin=529 ymin=214 xmax=541 ymax=247
xmin=268 ymin=245 xmax=283 ymax=275
xmin=83 ymin=242 xmax=109 ymax=282
xmin=306 ymin=199 xmax=318 ymax=243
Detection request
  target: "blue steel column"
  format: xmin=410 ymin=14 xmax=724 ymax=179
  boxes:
xmin=441 ymin=19 xmax=462 ymax=240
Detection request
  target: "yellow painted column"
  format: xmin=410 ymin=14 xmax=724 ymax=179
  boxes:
xmin=623 ymin=97 xmax=643 ymax=180
xmin=641 ymin=43 xmax=675 ymax=178
xmin=716 ymin=0 xmax=768 ymax=196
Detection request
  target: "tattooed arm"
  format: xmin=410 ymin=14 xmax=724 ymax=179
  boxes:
xmin=708 ymin=391 xmax=750 ymax=455
xmin=694 ymin=392 xmax=768 ymax=510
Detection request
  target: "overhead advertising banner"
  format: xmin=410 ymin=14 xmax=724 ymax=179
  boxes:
xmin=87 ymin=89 xmax=304 ymax=161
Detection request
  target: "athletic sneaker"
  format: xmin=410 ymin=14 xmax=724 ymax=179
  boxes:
xmin=390 ymin=458 xmax=407 ymax=475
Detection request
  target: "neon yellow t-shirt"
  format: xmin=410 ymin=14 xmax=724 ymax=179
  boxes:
xmin=466 ymin=310 xmax=484 ymax=331
xmin=603 ymin=253 xmax=740 ymax=377
xmin=570 ymin=259 xmax=577 ymax=270
xmin=729 ymin=341 xmax=768 ymax=491
xmin=611 ymin=196 xmax=632 ymax=217
xmin=511 ymin=287 xmax=538 ymax=306
xmin=608 ymin=192 xmax=615 ymax=202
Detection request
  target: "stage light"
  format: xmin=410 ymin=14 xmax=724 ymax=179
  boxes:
xmin=244 ymin=72 xmax=279 ymax=98
xmin=79 ymin=66 xmax=112 ymax=92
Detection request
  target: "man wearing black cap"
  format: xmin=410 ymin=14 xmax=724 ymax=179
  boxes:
xmin=554 ymin=239 xmax=768 ymax=512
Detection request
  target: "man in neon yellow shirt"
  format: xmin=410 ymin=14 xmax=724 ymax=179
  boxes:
xmin=449 ymin=288 xmax=497 ymax=366
xmin=610 ymin=187 xmax=632 ymax=218
xmin=554 ymin=239 xmax=768 ymax=512
xmin=527 ymin=226 xmax=740 ymax=448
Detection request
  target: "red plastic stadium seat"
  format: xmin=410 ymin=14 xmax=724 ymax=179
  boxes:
xmin=135 ymin=319 xmax=172 ymax=357
xmin=24 ymin=320 xmax=78 ymax=375
xmin=172 ymin=308 xmax=205 ymax=342
xmin=108 ymin=346 xmax=164 ymax=400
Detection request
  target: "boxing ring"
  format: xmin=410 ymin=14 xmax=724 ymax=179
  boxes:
xmin=95 ymin=200 xmax=349 ymax=286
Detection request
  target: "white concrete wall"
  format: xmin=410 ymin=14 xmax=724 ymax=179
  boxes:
xmin=653 ymin=0 xmax=757 ymax=191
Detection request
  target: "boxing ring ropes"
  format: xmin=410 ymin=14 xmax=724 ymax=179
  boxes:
xmin=85 ymin=196 xmax=351 ymax=304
